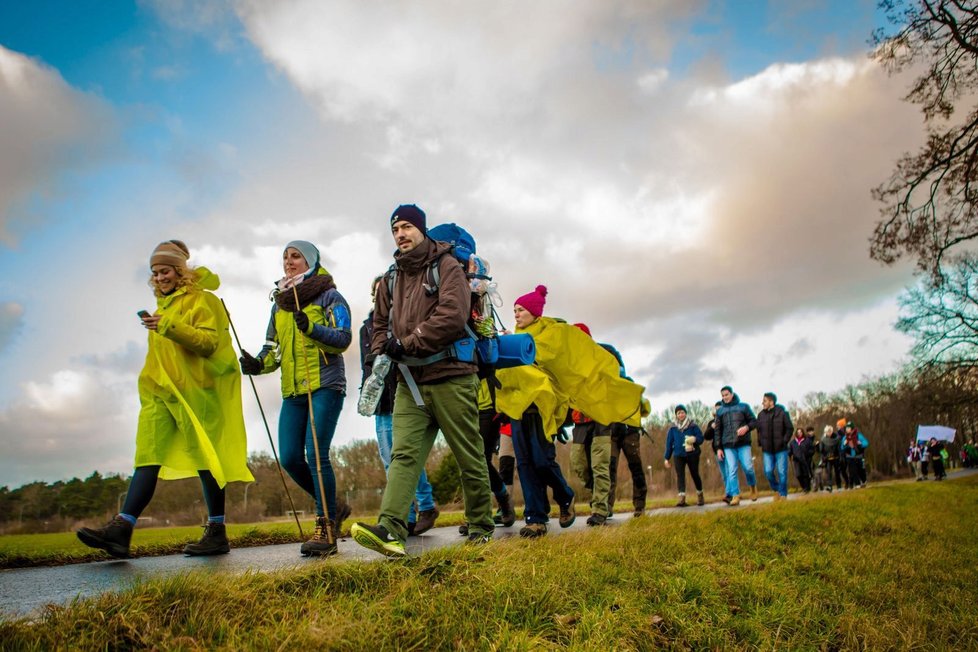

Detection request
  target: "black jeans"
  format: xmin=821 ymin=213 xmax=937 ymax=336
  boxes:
xmin=826 ymin=458 xmax=843 ymax=488
xmin=610 ymin=428 xmax=647 ymax=510
xmin=845 ymin=458 xmax=862 ymax=489
xmin=674 ymin=452 xmax=702 ymax=493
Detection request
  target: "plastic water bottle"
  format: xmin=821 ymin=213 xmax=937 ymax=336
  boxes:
xmin=357 ymin=354 xmax=392 ymax=416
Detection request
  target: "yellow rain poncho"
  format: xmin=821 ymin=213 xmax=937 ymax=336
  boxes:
xmin=496 ymin=317 xmax=649 ymax=436
xmin=134 ymin=267 xmax=253 ymax=487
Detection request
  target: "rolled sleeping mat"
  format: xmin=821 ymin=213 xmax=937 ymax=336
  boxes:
xmin=496 ymin=333 xmax=536 ymax=368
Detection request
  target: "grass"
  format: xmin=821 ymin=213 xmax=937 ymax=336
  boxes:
xmin=2 ymin=476 xmax=977 ymax=650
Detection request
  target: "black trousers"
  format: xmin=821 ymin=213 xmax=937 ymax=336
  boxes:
xmin=845 ymin=458 xmax=862 ymax=488
xmin=674 ymin=452 xmax=702 ymax=493
xmin=792 ymin=459 xmax=811 ymax=491
xmin=610 ymin=429 xmax=647 ymax=510
xmin=479 ymin=410 xmax=505 ymax=496
xmin=826 ymin=458 xmax=843 ymax=488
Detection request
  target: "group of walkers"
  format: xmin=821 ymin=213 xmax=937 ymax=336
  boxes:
xmin=80 ymin=204 xmax=952 ymax=563
xmin=661 ymin=394 xmax=874 ymax=508
xmin=906 ymin=438 xmax=950 ymax=481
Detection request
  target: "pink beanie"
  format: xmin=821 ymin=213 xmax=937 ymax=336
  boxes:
xmin=515 ymin=285 xmax=548 ymax=318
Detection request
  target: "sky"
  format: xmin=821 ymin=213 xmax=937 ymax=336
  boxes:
xmin=0 ymin=0 xmax=922 ymax=488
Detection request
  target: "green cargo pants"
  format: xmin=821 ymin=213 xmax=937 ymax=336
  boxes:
xmin=570 ymin=422 xmax=612 ymax=518
xmin=379 ymin=373 xmax=494 ymax=542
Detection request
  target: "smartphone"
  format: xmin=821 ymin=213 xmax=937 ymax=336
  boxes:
xmin=137 ymin=310 xmax=151 ymax=320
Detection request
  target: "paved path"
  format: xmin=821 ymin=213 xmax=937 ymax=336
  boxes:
xmin=2 ymin=470 xmax=970 ymax=619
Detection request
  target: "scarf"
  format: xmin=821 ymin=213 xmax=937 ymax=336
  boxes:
xmin=676 ymin=416 xmax=691 ymax=431
xmin=273 ymin=272 xmax=336 ymax=312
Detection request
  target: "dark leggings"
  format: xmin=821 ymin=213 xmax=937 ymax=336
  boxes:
xmin=479 ymin=410 xmax=505 ymax=497
xmin=674 ymin=453 xmax=702 ymax=493
xmin=121 ymin=465 xmax=225 ymax=518
xmin=845 ymin=458 xmax=862 ymax=489
xmin=827 ymin=459 xmax=843 ymax=488
xmin=932 ymin=457 xmax=945 ymax=479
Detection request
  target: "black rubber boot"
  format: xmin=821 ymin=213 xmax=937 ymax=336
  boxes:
xmin=300 ymin=516 xmax=338 ymax=557
xmin=77 ymin=515 xmax=134 ymax=558
xmin=183 ymin=522 xmax=230 ymax=556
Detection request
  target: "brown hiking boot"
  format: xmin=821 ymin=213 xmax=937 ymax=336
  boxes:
xmin=519 ymin=523 xmax=547 ymax=538
xmin=749 ymin=485 xmax=758 ymax=501
xmin=300 ymin=516 xmax=337 ymax=557
xmin=495 ymin=492 xmax=516 ymax=527
xmin=729 ymin=495 xmax=741 ymax=506
xmin=696 ymin=491 xmax=705 ymax=506
xmin=676 ymin=495 xmax=687 ymax=508
xmin=413 ymin=508 xmax=439 ymax=535
xmin=558 ymin=502 xmax=576 ymax=528
xmin=77 ymin=515 xmax=133 ymax=558
xmin=184 ymin=522 xmax=230 ymax=556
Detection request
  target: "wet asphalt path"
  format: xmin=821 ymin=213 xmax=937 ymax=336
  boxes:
xmin=4 ymin=471 xmax=970 ymax=619
xmin=0 ymin=495 xmax=758 ymax=619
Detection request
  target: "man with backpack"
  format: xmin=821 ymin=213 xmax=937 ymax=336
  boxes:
xmin=351 ymin=204 xmax=494 ymax=556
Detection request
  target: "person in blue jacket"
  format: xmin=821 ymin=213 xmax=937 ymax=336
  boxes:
xmin=841 ymin=422 xmax=870 ymax=489
xmin=663 ymin=405 xmax=705 ymax=507
xmin=714 ymin=386 xmax=758 ymax=505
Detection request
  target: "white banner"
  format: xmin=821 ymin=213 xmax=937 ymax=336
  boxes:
xmin=916 ymin=425 xmax=956 ymax=443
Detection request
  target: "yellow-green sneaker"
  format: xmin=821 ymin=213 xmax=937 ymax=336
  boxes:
xmin=351 ymin=522 xmax=406 ymax=558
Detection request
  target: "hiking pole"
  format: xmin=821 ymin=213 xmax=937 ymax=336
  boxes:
xmin=291 ymin=285 xmax=334 ymax=545
xmin=221 ymin=299 xmax=304 ymax=537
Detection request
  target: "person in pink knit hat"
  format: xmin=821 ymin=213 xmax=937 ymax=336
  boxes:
xmin=508 ymin=284 xmax=577 ymax=537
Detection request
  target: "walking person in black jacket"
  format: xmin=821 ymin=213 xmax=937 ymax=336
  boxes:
xmin=789 ymin=428 xmax=815 ymax=493
xmin=755 ymin=392 xmax=793 ymax=500
xmin=715 ymin=386 xmax=758 ymax=506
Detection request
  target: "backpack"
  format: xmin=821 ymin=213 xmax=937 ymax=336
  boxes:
xmin=386 ymin=223 xmax=500 ymax=375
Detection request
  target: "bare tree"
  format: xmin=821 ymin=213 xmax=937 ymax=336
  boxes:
xmin=871 ymin=0 xmax=978 ymax=277
xmin=897 ymin=254 xmax=978 ymax=369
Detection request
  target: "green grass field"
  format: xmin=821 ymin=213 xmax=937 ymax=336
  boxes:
xmin=3 ymin=476 xmax=976 ymax=650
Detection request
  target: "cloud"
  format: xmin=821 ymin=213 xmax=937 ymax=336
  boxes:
xmin=0 ymin=302 xmax=24 ymax=354
xmin=0 ymin=46 xmax=117 ymax=246
xmin=0 ymin=366 xmax=138 ymax=487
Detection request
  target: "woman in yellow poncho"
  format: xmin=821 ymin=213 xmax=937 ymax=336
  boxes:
xmin=77 ymin=240 xmax=253 ymax=559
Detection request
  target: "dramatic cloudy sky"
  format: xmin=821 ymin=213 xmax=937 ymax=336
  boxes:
xmin=0 ymin=0 xmax=921 ymax=487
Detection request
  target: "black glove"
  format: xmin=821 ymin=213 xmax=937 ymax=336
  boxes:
xmin=239 ymin=350 xmax=262 ymax=376
xmin=384 ymin=338 xmax=405 ymax=360
xmin=556 ymin=427 xmax=570 ymax=444
xmin=293 ymin=310 xmax=310 ymax=333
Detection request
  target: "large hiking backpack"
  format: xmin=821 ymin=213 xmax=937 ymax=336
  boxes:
xmin=386 ymin=223 xmax=499 ymax=372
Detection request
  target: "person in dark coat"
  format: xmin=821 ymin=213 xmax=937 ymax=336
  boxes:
xmin=755 ymin=392 xmax=793 ymax=500
xmin=714 ymin=386 xmax=758 ymax=506
xmin=788 ymin=428 xmax=815 ymax=493
xmin=663 ymin=405 xmax=705 ymax=507
xmin=927 ymin=438 xmax=946 ymax=480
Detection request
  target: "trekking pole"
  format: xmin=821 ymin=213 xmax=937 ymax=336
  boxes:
xmin=291 ymin=285 xmax=334 ymax=545
xmin=220 ymin=299 xmax=304 ymax=537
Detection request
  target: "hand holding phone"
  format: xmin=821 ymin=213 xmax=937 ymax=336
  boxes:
xmin=137 ymin=310 xmax=151 ymax=320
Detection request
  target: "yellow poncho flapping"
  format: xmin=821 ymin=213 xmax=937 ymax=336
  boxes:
xmin=496 ymin=317 xmax=648 ymax=435
xmin=135 ymin=267 xmax=254 ymax=487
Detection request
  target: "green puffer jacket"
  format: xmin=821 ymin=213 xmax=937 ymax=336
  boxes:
xmin=258 ymin=270 xmax=352 ymax=397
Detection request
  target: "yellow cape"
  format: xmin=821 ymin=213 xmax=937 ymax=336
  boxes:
xmin=496 ymin=317 xmax=649 ymax=436
xmin=135 ymin=267 xmax=254 ymax=487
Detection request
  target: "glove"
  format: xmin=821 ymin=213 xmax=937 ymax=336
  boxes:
xmin=555 ymin=427 xmax=570 ymax=444
xmin=239 ymin=350 xmax=262 ymax=376
xmin=384 ymin=338 xmax=405 ymax=360
xmin=293 ymin=310 xmax=310 ymax=333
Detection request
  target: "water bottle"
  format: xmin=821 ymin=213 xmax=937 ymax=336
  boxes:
xmin=357 ymin=354 xmax=392 ymax=416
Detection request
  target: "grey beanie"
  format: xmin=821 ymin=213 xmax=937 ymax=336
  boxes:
xmin=285 ymin=240 xmax=320 ymax=272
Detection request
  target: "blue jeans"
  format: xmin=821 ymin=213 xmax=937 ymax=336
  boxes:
xmin=279 ymin=387 xmax=343 ymax=518
xmin=375 ymin=413 xmax=436 ymax=522
xmin=763 ymin=450 xmax=789 ymax=496
xmin=724 ymin=445 xmax=757 ymax=497
xmin=511 ymin=412 xmax=574 ymax=524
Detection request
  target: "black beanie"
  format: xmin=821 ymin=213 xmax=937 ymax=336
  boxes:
xmin=390 ymin=204 xmax=426 ymax=235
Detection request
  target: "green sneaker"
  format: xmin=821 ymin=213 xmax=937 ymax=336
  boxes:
xmin=351 ymin=522 xmax=406 ymax=558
